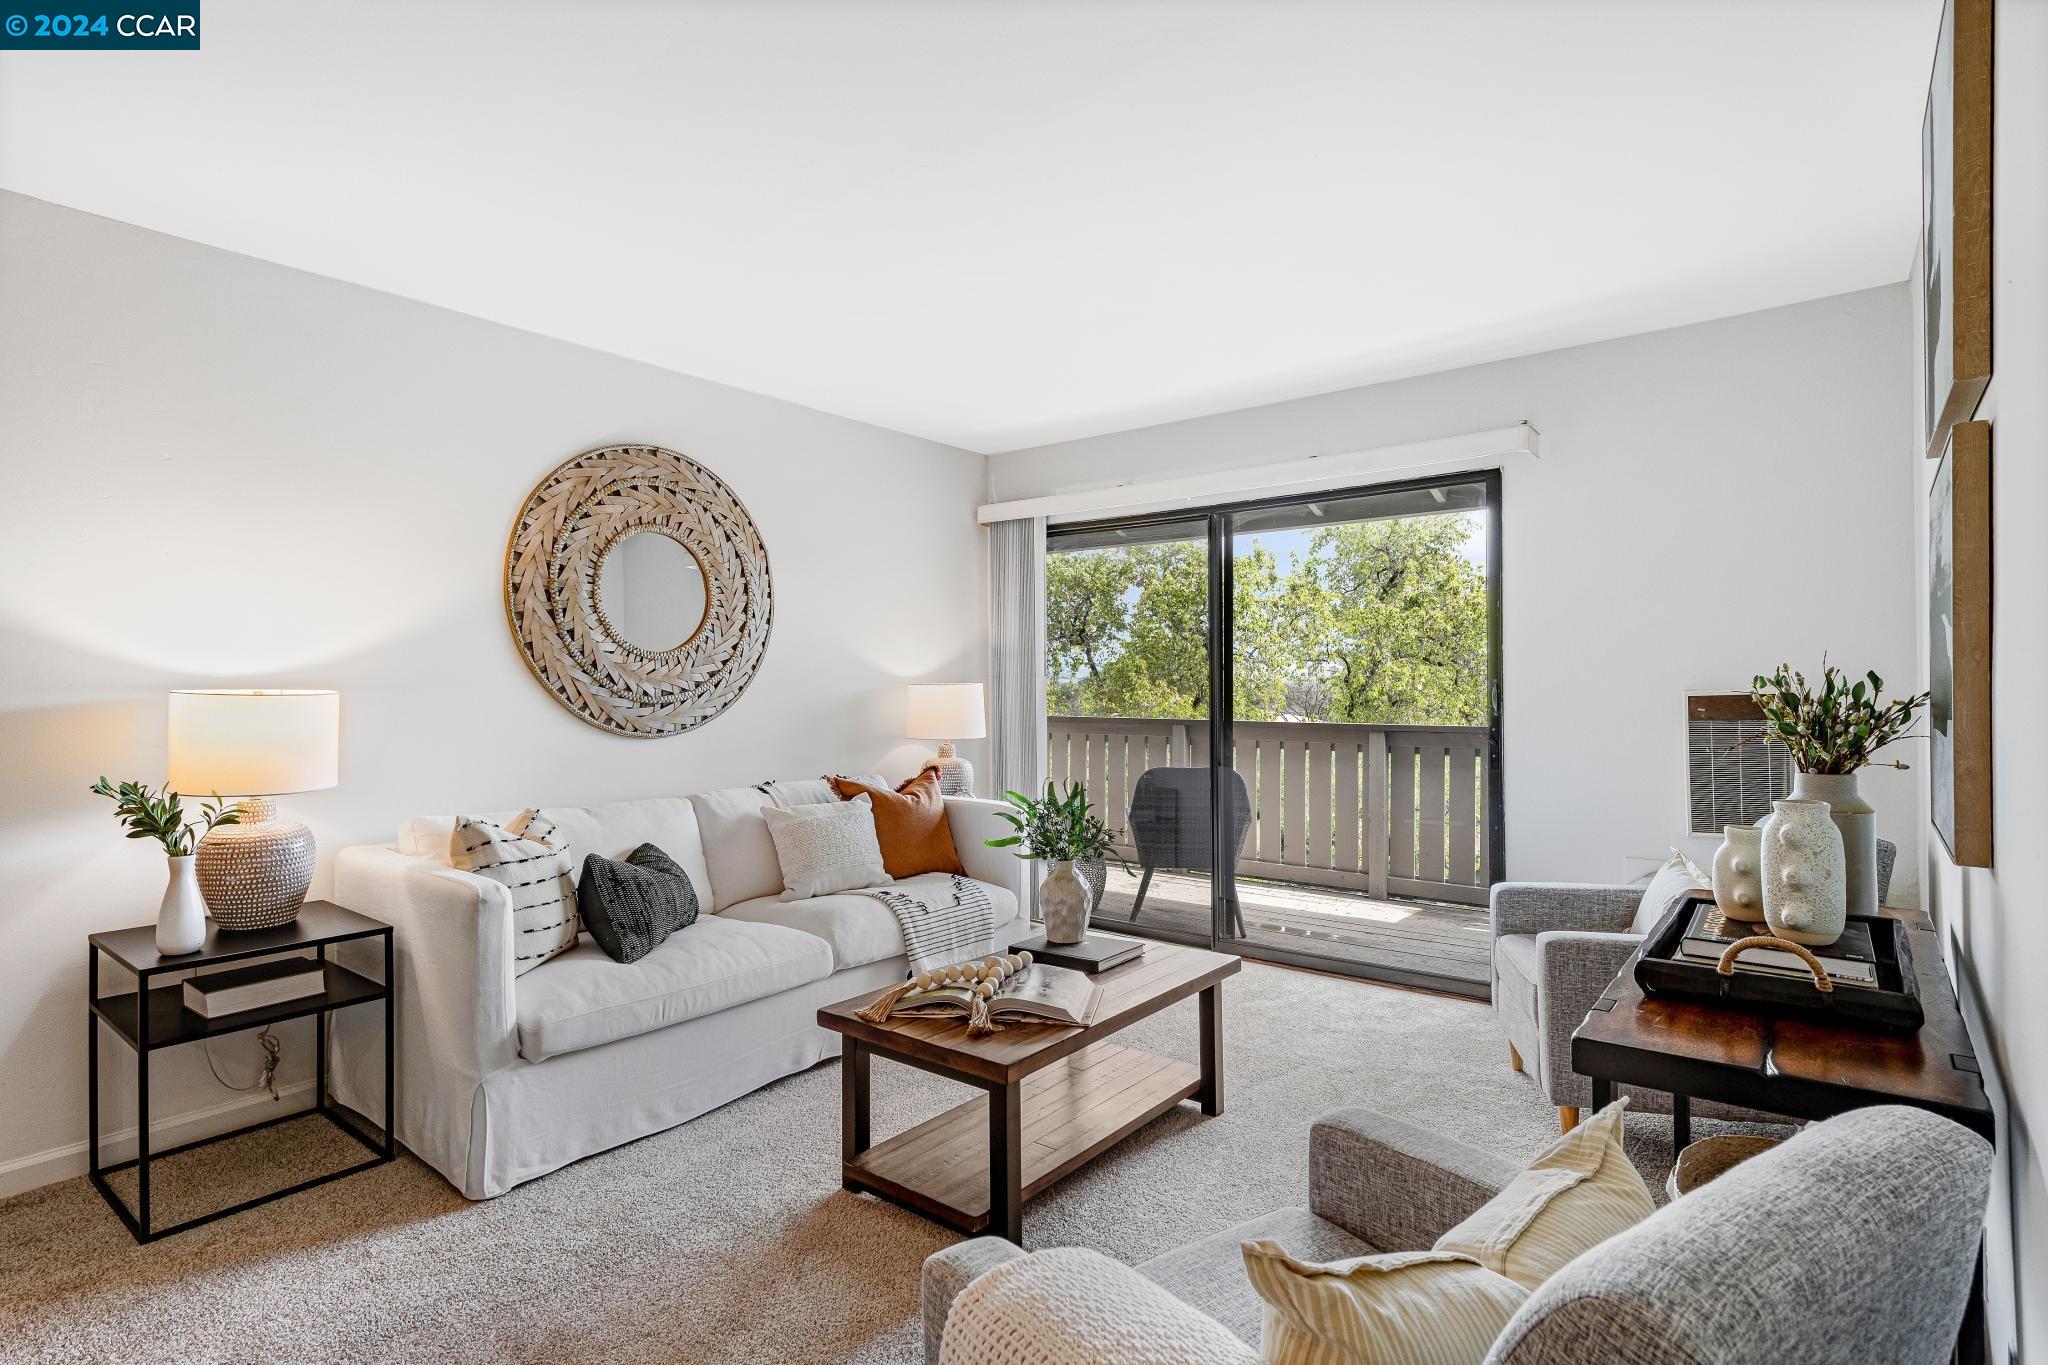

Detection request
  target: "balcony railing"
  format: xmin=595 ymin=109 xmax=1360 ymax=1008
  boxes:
xmin=1047 ymin=716 xmax=1493 ymax=906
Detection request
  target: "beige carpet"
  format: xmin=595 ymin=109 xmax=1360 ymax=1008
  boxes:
xmin=0 ymin=962 xmax=1782 ymax=1363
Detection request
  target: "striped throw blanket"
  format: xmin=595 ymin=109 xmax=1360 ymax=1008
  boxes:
xmin=861 ymin=873 xmax=998 ymax=975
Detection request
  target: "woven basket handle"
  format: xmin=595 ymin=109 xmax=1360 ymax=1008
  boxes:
xmin=1716 ymin=935 xmax=1834 ymax=993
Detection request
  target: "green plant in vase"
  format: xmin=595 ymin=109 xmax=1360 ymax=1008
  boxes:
xmin=1744 ymin=661 xmax=1929 ymax=919
xmin=91 ymin=777 xmax=242 ymax=955
xmin=988 ymin=782 xmax=1128 ymax=946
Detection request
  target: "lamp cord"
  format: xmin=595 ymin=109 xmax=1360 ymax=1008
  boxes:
xmin=188 ymin=964 xmax=284 ymax=1100
xmin=205 ymin=1026 xmax=282 ymax=1100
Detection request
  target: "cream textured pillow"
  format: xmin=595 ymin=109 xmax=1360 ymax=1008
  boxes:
xmin=449 ymin=810 xmax=578 ymax=975
xmin=763 ymin=796 xmax=893 ymax=901
xmin=939 ymin=1246 xmax=1255 ymax=1365
xmin=1432 ymin=1099 xmax=1655 ymax=1289
xmin=1241 ymin=1240 xmax=1527 ymax=1365
xmin=1628 ymin=849 xmax=1710 ymax=935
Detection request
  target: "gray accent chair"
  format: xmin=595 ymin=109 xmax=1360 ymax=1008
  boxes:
xmin=1489 ymin=840 xmax=1895 ymax=1132
xmin=920 ymin=1102 xmax=1988 ymax=1365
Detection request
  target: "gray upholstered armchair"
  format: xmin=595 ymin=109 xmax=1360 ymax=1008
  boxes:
xmin=1489 ymin=841 xmax=1895 ymax=1132
xmin=921 ymin=1102 xmax=1987 ymax=1365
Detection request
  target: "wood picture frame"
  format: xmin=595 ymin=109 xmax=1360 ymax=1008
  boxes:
xmin=1929 ymin=421 xmax=1991 ymax=866
xmin=1920 ymin=0 xmax=1993 ymax=459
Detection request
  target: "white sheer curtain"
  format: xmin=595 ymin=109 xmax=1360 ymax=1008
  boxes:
xmin=987 ymin=516 xmax=1047 ymax=805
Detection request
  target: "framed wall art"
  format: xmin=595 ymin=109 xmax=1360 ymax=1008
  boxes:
xmin=1919 ymin=0 xmax=1992 ymax=459
xmin=1928 ymin=420 xmax=1991 ymax=866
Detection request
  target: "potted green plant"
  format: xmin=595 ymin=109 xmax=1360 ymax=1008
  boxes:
xmin=1745 ymin=662 xmax=1928 ymax=917
xmin=90 ymin=777 xmax=242 ymax=955
xmin=987 ymin=782 xmax=1127 ymax=944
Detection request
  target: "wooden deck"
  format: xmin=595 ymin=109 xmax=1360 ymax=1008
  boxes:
xmin=1088 ymin=865 xmax=1491 ymax=989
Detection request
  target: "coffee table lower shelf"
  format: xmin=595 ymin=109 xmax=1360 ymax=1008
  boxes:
xmin=843 ymin=1042 xmax=1200 ymax=1235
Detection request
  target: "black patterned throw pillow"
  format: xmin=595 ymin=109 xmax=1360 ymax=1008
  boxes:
xmin=577 ymin=843 xmax=700 ymax=964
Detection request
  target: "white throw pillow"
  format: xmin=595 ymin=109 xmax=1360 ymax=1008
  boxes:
xmin=1241 ymin=1240 xmax=1528 ymax=1365
xmin=690 ymin=785 xmax=784 ymax=911
xmin=1627 ymin=849 xmax=1710 ymax=935
xmin=763 ymin=796 xmax=892 ymax=901
xmin=1433 ymin=1099 xmax=1656 ymax=1290
xmin=449 ymin=810 xmax=578 ymax=975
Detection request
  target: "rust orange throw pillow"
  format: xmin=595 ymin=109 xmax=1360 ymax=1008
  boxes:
xmin=828 ymin=765 xmax=966 ymax=879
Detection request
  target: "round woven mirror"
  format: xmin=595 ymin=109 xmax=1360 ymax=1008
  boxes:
xmin=505 ymin=444 xmax=772 ymax=737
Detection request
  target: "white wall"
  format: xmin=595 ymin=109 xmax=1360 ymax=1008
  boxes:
xmin=992 ymin=284 xmax=1920 ymax=897
xmin=1915 ymin=1 xmax=2048 ymax=1356
xmin=0 ymin=191 xmax=989 ymax=1195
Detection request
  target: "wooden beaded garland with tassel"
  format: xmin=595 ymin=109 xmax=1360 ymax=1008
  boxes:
xmin=856 ymin=951 xmax=1034 ymax=1034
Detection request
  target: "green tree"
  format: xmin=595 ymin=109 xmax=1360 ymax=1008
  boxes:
xmin=1046 ymin=513 xmax=1486 ymax=726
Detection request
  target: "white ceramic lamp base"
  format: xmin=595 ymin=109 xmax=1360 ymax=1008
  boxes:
xmin=932 ymin=741 xmax=974 ymax=797
xmin=196 ymin=795 xmax=315 ymax=930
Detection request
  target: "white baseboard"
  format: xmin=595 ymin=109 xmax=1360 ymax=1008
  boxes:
xmin=0 ymin=1080 xmax=317 ymax=1202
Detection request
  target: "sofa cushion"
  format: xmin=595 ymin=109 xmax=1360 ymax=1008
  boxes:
xmin=577 ymin=843 xmax=700 ymax=963
xmin=939 ymin=1247 xmax=1255 ymax=1365
xmin=513 ymin=915 xmax=832 ymax=1061
xmin=1628 ymin=850 xmax=1708 ymax=935
xmin=688 ymin=786 xmax=786 ymax=911
xmin=1241 ymin=1238 xmax=1528 ymax=1365
xmin=1139 ymin=1206 xmax=1377 ymax=1346
xmin=449 ymin=811 xmax=579 ymax=976
xmin=762 ymin=796 xmax=892 ymax=900
xmin=400 ymin=797 xmax=713 ymax=910
xmin=1434 ymin=1099 xmax=1655 ymax=1289
xmin=720 ymin=874 xmax=1020 ymax=970
xmin=829 ymin=767 xmax=966 ymax=879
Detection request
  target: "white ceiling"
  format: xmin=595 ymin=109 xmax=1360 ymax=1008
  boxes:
xmin=0 ymin=0 xmax=1937 ymax=454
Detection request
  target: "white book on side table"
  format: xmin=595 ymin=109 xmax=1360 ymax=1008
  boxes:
xmin=182 ymin=959 xmax=327 ymax=1019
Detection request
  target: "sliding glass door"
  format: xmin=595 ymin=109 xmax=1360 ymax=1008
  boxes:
xmin=1044 ymin=472 xmax=1503 ymax=996
xmin=1044 ymin=516 xmax=1213 ymax=939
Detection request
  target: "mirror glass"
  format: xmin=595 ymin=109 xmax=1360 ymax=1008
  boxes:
xmin=598 ymin=531 xmax=708 ymax=651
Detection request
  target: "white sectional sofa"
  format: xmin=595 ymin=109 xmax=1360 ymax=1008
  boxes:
xmin=329 ymin=779 xmax=1027 ymax=1198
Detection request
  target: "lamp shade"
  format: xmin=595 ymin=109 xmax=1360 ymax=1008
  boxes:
xmin=167 ymin=690 xmax=340 ymax=797
xmin=906 ymin=683 xmax=986 ymax=740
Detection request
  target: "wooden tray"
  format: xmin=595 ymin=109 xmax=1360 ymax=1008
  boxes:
xmin=1633 ymin=890 xmax=1924 ymax=1033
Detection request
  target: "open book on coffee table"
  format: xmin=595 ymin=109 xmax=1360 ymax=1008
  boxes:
xmin=891 ymin=962 xmax=1101 ymax=1028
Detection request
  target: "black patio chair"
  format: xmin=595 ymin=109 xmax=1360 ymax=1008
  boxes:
xmin=1125 ymin=766 xmax=1253 ymax=936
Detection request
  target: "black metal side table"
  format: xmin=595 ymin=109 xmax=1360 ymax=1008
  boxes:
xmin=88 ymin=901 xmax=395 ymax=1242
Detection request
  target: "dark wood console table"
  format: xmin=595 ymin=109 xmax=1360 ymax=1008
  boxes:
xmin=1571 ymin=905 xmax=1993 ymax=1364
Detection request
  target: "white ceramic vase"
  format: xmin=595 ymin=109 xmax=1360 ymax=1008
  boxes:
xmin=1711 ymin=825 xmax=1765 ymax=922
xmin=1039 ymin=860 xmax=1091 ymax=945
xmin=158 ymin=853 xmax=207 ymax=956
xmin=1789 ymin=771 xmax=1879 ymax=917
xmin=1759 ymin=798 xmax=1847 ymax=947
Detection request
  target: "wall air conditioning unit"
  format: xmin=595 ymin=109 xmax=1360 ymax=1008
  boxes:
xmin=1684 ymin=691 xmax=1794 ymax=838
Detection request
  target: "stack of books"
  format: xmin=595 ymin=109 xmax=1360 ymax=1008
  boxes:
xmin=182 ymin=959 xmax=328 ymax=1019
xmin=1676 ymin=902 xmax=1878 ymax=989
xmin=1007 ymin=930 xmax=1147 ymax=974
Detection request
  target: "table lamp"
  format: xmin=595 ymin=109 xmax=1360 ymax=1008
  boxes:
xmin=907 ymin=683 xmax=985 ymax=797
xmin=167 ymin=689 xmax=339 ymax=930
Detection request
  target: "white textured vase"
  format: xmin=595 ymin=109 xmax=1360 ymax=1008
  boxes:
xmin=1790 ymin=771 xmax=1879 ymax=917
xmin=158 ymin=854 xmax=207 ymax=956
xmin=1760 ymin=798 xmax=1847 ymax=947
xmin=1711 ymin=826 xmax=1765 ymax=922
xmin=1040 ymin=860 xmax=1091 ymax=945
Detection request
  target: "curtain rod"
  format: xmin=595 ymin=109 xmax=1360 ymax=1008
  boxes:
xmin=977 ymin=422 xmax=1539 ymax=526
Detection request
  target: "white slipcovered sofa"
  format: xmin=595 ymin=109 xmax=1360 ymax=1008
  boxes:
xmin=328 ymin=779 xmax=1027 ymax=1198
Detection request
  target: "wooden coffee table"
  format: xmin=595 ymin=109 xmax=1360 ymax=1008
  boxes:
xmin=818 ymin=941 xmax=1239 ymax=1243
